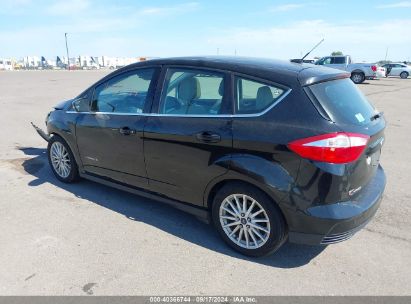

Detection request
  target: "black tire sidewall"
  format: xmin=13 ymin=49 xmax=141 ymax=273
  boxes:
xmin=47 ymin=136 xmax=79 ymax=183
xmin=212 ymin=182 xmax=287 ymax=257
xmin=400 ymin=72 xmax=408 ymax=79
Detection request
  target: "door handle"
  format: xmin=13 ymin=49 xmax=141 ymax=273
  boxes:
xmin=196 ymin=131 xmax=221 ymax=143
xmin=119 ymin=127 xmax=136 ymax=135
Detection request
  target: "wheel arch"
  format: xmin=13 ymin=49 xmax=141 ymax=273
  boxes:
xmin=204 ymin=154 xmax=296 ymax=208
xmin=205 ymin=178 xmax=289 ymax=232
xmin=351 ymin=69 xmax=365 ymax=75
xmin=48 ymin=130 xmax=82 ymax=170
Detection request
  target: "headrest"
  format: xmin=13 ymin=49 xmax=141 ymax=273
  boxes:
xmin=178 ymin=77 xmax=201 ymax=101
xmin=218 ymin=79 xmax=224 ymax=96
xmin=256 ymin=86 xmax=273 ymax=109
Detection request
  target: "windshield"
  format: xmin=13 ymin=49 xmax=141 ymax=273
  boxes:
xmin=309 ymin=78 xmax=376 ymax=126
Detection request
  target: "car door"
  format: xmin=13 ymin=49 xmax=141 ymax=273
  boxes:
xmin=143 ymin=67 xmax=233 ymax=206
xmin=75 ymin=67 xmax=159 ymax=189
xmin=390 ymin=64 xmax=402 ymax=76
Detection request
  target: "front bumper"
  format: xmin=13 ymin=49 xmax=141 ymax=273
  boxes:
xmin=288 ymin=165 xmax=386 ymax=245
xmin=31 ymin=122 xmax=50 ymax=142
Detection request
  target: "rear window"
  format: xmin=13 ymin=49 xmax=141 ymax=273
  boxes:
xmin=309 ymin=78 xmax=376 ymax=126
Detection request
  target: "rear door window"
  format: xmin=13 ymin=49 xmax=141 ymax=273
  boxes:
xmin=159 ymin=68 xmax=226 ymax=115
xmin=309 ymin=78 xmax=376 ymax=126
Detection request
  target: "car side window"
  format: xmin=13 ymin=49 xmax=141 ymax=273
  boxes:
xmin=72 ymin=91 xmax=90 ymax=112
xmin=235 ymin=77 xmax=286 ymax=114
xmin=91 ymin=68 xmax=155 ymax=114
xmin=159 ymin=68 xmax=225 ymax=115
xmin=332 ymin=57 xmax=345 ymax=64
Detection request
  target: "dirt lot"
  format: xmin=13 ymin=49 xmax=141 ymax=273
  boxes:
xmin=0 ymin=70 xmax=410 ymax=295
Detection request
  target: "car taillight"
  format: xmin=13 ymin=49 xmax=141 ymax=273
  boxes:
xmin=288 ymin=133 xmax=369 ymax=164
xmin=371 ymin=65 xmax=377 ymax=72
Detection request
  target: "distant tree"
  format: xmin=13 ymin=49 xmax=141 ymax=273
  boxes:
xmin=331 ymin=51 xmax=343 ymax=56
xmin=377 ymin=60 xmax=391 ymax=65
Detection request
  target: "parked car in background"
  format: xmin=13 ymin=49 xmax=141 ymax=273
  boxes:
xmin=33 ymin=56 xmax=386 ymax=257
xmin=315 ymin=55 xmax=377 ymax=84
xmin=382 ymin=63 xmax=410 ymax=79
xmin=376 ymin=65 xmax=386 ymax=79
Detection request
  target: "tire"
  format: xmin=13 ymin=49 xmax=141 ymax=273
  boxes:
xmin=47 ymin=135 xmax=79 ymax=183
xmin=212 ymin=182 xmax=287 ymax=257
xmin=400 ymin=72 xmax=409 ymax=79
xmin=351 ymin=72 xmax=365 ymax=84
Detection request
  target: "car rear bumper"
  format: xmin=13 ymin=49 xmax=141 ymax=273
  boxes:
xmin=288 ymin=165 xmax=386 ymax=245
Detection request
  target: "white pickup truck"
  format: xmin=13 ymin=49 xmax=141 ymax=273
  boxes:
xmin=315 ymin=55 xmax=377 ymax=84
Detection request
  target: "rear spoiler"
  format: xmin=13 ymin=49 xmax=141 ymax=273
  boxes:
xmin=298 ymin=67 xmax=351 ymax=86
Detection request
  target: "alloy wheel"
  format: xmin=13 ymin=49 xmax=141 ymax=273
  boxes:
xmin=219 ymin=194 xmax=271 ymax=249
xmin=352 ymin=73 xmax=363 ymax=84
xmin=50 ymin=141 xmax=71 ymax=178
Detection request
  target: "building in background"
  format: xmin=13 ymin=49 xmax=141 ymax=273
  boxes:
xmin=0 ymin=58 xmax=14 ymax=70
xmin=0 ymin=55 xmax=155 ymax=70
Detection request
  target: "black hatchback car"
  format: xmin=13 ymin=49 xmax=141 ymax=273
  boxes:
xmin=34 ymin=56 xmax=386 ymax=257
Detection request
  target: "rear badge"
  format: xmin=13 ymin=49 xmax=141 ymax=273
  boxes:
xmin=349 ymin=186 xmax=362 ymax=196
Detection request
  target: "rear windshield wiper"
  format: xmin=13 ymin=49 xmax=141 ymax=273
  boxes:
xmin=370 ymin=111 xmax=384 ymax=121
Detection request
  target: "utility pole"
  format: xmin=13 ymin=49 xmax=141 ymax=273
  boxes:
xmin=384 ymin=47 xmax=389 ymax=62
xmin=65 ymin=33 xmax=70 ymax=70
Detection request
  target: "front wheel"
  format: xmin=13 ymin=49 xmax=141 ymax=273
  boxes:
xmin=400 ymin=72 xmax=409 ymax=79
xmin=47 ymin=136 xmax=79 ymax=183
xmin=212 ymin=183 xmax=287 ymax=257
xmin=351 ymin=72 xmax=365 ymax=84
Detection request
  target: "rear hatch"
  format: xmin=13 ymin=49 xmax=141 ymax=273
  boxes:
xmin=306 ymin=78 xmax=385 ymax=201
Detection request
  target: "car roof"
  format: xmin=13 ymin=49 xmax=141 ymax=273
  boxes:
xmin=132 ymin=56 xmax=307 ymax=73
xmin=116 ymin=56 xmax=350 ymax=87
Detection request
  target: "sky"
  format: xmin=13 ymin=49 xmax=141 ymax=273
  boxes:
xmin=0 ymin=0 xmax=410 ymax=62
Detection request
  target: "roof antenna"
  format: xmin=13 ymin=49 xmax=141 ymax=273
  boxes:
xmin=294 ymin=38 xmax=324 ymax=63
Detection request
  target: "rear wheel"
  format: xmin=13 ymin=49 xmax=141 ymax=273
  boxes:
xmin=47 ymin=136 xmax=79 ymax=183
xmin=400 ymin=72 xmax=409 ymax=79
xmin=351 ymin=72 xmax=365 ymax=84
xmin=212 ymin=182 xmax=287 ymax=257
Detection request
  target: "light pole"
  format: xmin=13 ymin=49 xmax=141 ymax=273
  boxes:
xmin=65 ymin=33 xmax=70 ymax=70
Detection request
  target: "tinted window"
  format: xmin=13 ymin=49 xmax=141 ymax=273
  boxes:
xmin=91 ymin=69 xmax=154 ymax=114
xmin=159 ymin=68 xmax=225 ymax=115
xmin=235 ymin=77 xmax=285 ymax=114
xmin=332 ymin=57 xmax=346 ymax=64
xmin=309 ymin=78 xmax=376 ymax=126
